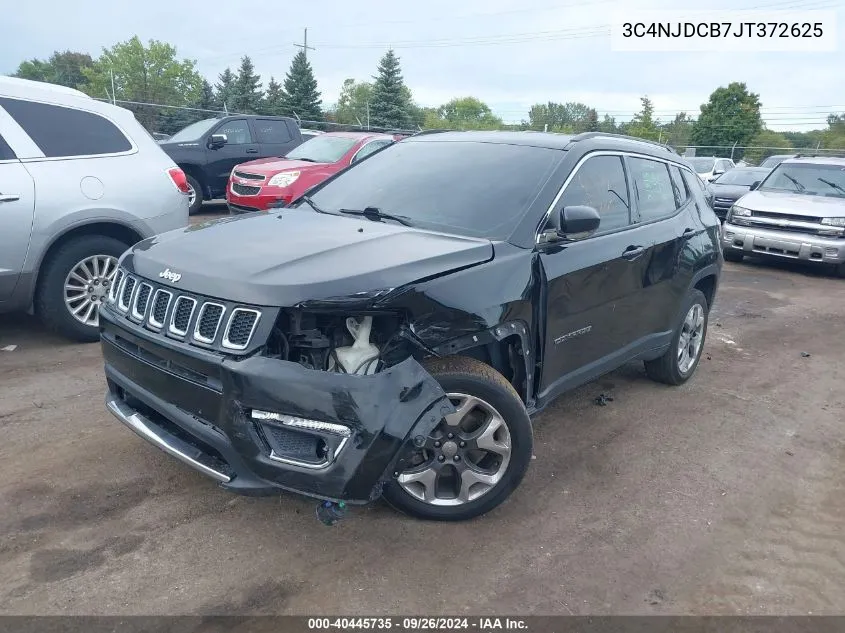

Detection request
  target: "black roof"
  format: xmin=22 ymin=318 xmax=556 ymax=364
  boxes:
xmin=408 ymin=129 xmax=679 ymax=157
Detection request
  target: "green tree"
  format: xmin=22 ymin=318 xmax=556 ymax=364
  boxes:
xmin=282 ymin=51 xmax=322 ymax=121
xmin=157 ymin=79 xmax=216 ymax=135
xmin=585 ymin=108 xmax=599 ymax=132
xmin=598 ymin=114 xmax=618 ymax=134
xmin=691 ymin=82 xmax=762 ymax=158
xmin=663 ymin=112 xmax=693 ymax=148
xmin=263 ymin=76 xmax=286 ymax=116
xmin=627 ymin=96 xmax=660 ymax=141
xmin=231 ymin=55 xmax=263 ymax=114
xmin=82 ymin=37 xmax=203 ymax=130
xmin=334 ymin=78 xmax=372 ymax=125
xmin=214 ymin=68 xmax=236 ymax=111
xmin=435 ymin=96 xmax=502 ymax=129
xmin=369 ymin=49 xmax=411 ymax=128
xmin=528 ymin=101 xmax=592 ymax=132
xmin=822 ymin=114 xmax=845 ymax=151
xmin=743 ymin=129 xmax=793 ymax=165
xmin=14 ymin=50 xmax=94 ymax=91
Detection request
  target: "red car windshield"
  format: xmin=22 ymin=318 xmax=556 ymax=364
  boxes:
xmin=285 ymin=136 xmax=358 ymax=163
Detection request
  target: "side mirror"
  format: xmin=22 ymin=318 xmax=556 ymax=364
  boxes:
xmin=749 ymin=181 xmax=761 ymax=191
xmin=208 ymin=133 xmax=228 ymax=149
xmin=545 ymin=205 xmax=601 ymax=241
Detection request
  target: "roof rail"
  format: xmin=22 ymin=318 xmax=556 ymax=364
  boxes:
xmin=569 ymin=131 xmax=678 ymax=154
xmin=409 ymin=128 xmax=457 ymax=137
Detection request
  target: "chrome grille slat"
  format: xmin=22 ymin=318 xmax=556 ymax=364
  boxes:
xmin=168 ymin=296 xmax=197 ymax=337
xmin=118 ymin=276 xmax=136 ymax=312
xmin=194 ymin=302 xmax=225 ymax=344
xmin=233 ymin=170 xmax=266 ymax=181
xmin=109 ymin=269 xmax=125 ymax=303
xmin=223 ymin=308 xmax=261 ymax=350
xmin=131 ymin=283 xmax=153 ymax=321
xmin=148 ymin=289 xmax=172 ymax=330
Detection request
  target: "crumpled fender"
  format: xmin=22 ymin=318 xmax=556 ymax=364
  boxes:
xmin=219 ymin=356 xmax=455 ymax=503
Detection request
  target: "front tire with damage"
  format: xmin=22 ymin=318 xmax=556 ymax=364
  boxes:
xmin=383 ymin=356 xmax=533 ymax=521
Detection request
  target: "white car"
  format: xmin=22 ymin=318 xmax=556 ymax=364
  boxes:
xmin=687 ymin=156 xmax=735 ymax=182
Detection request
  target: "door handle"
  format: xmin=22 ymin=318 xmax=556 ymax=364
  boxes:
xmin=0 ymin=193 xmax=20 ymax=203
xmin=682 ymin=227 xmax=696 ymax=237
xmin=621 ymin=245 xmax=645 ymax=260
xmin=246 ymin=148 xmax=258 ymax=154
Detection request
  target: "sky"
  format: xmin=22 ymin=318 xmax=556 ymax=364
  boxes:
xmin=1 ymin=0 xmax=843 ymax=130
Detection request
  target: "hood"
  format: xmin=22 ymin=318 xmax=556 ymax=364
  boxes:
xmin=234 ymin=158 xmax=328 ymax=174
xmin=737 ymin=190 xmax=845 ymax=218
xmin=709 ymin=183 xmax=751 ymax=200
xmin=122 ymin=209 xmax=494 ymax=307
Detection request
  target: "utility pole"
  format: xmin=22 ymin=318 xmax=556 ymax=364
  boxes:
xmin=294 ymin=28 xmax=316 ymax=60
xmin=366 ymin=101 xmax=370 ymax=130
xmin=730 ymin=141 xmax=738 ymax=161
xmin=110 ymin=69 xmax=116 ymax=105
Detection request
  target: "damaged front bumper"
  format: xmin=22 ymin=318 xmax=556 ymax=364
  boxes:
xmin=100 ymin=308 xmax=453 ymax=504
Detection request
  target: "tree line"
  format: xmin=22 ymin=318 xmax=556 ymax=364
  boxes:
xmin=10 ymin=37 xmax=845 ymax=163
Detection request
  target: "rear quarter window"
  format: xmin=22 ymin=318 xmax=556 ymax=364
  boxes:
xmin=0 ymin=97 xmax=132 ymax=158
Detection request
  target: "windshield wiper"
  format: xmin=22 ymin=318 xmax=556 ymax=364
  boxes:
xmin=818 ymin=177 xmax=845 ymax=195
xmin=299 ymin=195 xmax=331 ymax=215
xmin=339 ymin=207 xmax=413 ymax=226
xmin=782 ymin=173 xmax=806 ymax=192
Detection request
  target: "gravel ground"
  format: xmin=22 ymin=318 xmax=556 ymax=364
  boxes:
xmin=1 ymin=214 xmax=843 ymax=615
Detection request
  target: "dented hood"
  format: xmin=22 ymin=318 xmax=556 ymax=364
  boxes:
xmin=122 ymin=209 xmax=493 ymax=307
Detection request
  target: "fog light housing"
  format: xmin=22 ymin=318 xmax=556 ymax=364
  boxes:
xmin=250 ymin=410 xmax=350 ymax=469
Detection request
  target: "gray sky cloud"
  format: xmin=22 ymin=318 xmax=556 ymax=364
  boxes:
xmin=2 ymin=0 xmax=842 ymax=129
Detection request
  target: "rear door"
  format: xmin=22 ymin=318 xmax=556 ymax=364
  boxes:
xmin=254 ymin=118 xmax=298 ymax=158
xmin=0 ymin=127 xmax=35 ymax=301
xmin=626 ymin=156 xmax=701 ymax=337
xmin=537 ymin=153 xmax=650 ymax=398
xmin=205 ymin=119 xmax=259 ymax=195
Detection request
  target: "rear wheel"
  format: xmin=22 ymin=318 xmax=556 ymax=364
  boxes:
xmin=723 ymin=249 xmax=744 ymax=263
xmin=35 ymin=235 xmax=128 ymax=342
xmin=186 ymin=174 xmax=203 ymax=215
xmin=382 ymin=357 xmax=533 ymax=521
xmin=644 ymin=289 xmax=709 ymax=386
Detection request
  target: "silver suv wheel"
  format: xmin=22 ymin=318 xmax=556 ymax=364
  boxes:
xmin=63 ymin=254 xmax=118 ymax=327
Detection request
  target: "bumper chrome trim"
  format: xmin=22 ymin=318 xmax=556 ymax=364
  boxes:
xmin=105 ymin=394 xmax=231 ymax=483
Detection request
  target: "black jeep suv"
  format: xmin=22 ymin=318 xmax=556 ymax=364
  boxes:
xmin=159 ymin=115 xmax=304 ymax=214
xmin=99 ymin=131 xmax=722 ymax=521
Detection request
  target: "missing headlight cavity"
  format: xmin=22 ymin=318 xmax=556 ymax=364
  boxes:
xmin=264 ymin=310 xmax=416 ymax=375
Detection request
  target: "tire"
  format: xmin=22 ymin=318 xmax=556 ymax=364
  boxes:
xmin=723 ymin=249 xmax=744 ymax=263
xmin=35 ymin=235 xmax=129 ymax=342
xmin=186 ymin=174 xmax=204 ymax=215
xmin=644 ymin=288 xmax=709 ymax=386
xmin=382 ymin=356 xmax=533 ymax=521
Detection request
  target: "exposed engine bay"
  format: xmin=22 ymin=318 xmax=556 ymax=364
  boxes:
xmin=264 ymin=310 xmax=416 ymax=375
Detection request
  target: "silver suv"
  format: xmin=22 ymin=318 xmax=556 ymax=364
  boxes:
xmin=722 ymin=156 xmax=845 ymax=277
xmin=0 ymin=77 xmax=189 ymax=341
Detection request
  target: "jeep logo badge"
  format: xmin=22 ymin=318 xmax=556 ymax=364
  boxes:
xmin=159 ymin=268 xmax=181 ymax=283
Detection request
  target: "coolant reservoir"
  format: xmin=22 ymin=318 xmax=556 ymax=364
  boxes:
xmin=334 ymin=317 xmax=380 ymax=375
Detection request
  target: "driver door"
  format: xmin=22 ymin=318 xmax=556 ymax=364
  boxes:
xmin=205 ymin=119 xmax=260 ymax=194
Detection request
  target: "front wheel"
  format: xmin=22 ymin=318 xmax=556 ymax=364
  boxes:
xmin=382 ymin=357 xmax=533 ymax=521
xmin=644 ymin=289 xmax=709 ymax=386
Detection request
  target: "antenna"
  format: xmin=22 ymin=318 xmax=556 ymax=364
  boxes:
xmin=294 ymin=28 xmax=316 ymax=60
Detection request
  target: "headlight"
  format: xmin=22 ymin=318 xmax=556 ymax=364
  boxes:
xmin=267 ymin=171 xmax=300 ymax=188
xmin=730 ymin=205 xmax=752 ymax=217
xmin=821 ymin=217 xmax=845 ymax=227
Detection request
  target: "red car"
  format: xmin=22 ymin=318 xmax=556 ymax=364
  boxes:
xmin=226 ymin=131 xmax=400 ymax=213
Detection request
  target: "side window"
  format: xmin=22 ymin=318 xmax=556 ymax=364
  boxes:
xmin=0 ymin=97 xmax=131 ymax=158
xmin=215 ymin=119 xmax=252 ymax=145
xmin=353 ymin=140 xmax=393 ymax=163
xmin=718 ymin=159 xmax=731 ymax=171
xmin=628 ymin=157 xmax=677 ymax=222
xmin=560 ymin=155 xmax=630 ymax=232
xmin=682 ymin=168 xmax=711 ymax=211
xmin=669 ymin=165 xmax=689 ymax=208
xmin=0 ymin=132 xmax=16 ymax=160
xmin=254 ymin=120 xmax=291 ymax=144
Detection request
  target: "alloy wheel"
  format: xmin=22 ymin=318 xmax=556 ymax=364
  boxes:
xmin=678 ymin=303 xmax=705 ymax=374
xmin=63 ymin=254 xmax=118 ymax=327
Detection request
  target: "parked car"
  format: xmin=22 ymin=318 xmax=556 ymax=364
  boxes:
xmin=0 ymin=76 xmax=189 ymax=342
xmin=687 ymin=156 xmax=736 ymax=182
xmin=151 ymin=131 xmax=171 ymax=141
xmin=99 ymin=131 xmax=722 ymax=521
xmin=707 ymin=167 xmax=771 ymax=220
xmin=722 ymin=156 xmax=845 ymax=276
xmin=159 ymin=115 xmax=304 ymax=214
xmin=300 ymin=128 xmax=323 ymax=140
xmin=226 ymin=131 xmax=398 ymax=214
xmin=758 ymin=154 xmax=797 ymax=170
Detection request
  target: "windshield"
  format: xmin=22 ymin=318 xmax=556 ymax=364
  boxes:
xmin=167 ymin=118 xmax=219 ymax=143
xmin=759 ymin=162 xmax=845 ymax=197
xmin=687 ymin=158 xmax=715 ymax=173
xmin=713 ymin=168 xmax=769 ymax=186
xmin=302 ymin=139 xmax=564 ymax=239
xmin=285 ymin=135 xmax=359 ymax=163
xmin=759 ymin=155 xmax=793 ymax=169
